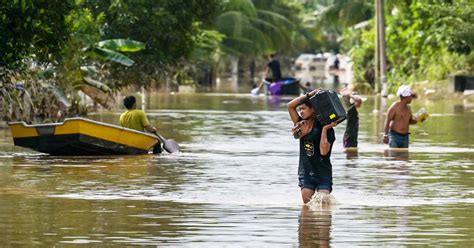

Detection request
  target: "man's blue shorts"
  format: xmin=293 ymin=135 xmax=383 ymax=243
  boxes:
xmin=389 ymin=130 xmax=409 ymax=148
xmin=299 ymin=173 xmax=333 ymax=192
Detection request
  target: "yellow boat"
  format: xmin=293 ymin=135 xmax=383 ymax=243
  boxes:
xmin=8 ymin=117 xmax=160 ymax=155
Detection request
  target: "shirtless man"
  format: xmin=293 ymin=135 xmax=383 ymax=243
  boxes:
xmin=383 ymin=85 xmax=424 ymax=148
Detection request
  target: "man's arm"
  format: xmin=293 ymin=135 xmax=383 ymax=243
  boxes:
xmin=383 ymin=105 xmax=395 ymax=143
xmin=340 ymin=87 xmax=354 ymax=107
xmin=342 ymin=94 xmax=352 ymax=108
xmin=408 ymin=107 xmax=417 ymax=124
xmin=140 ymin=111 xmax=157 ymax=133
xmin=145 ymin=124 xmax=157 ymax=133
xmin=264 ymin=66 xmax=270 ymax=79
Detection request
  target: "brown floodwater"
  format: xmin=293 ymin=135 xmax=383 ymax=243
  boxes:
xmin=0 ymin=93 xmax=473 ymax=247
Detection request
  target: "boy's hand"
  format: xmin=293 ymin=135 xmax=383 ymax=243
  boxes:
xmin=308 ymin=88 xmax=321 ymax=97
xmin=323 ymin=122 xmax=338 ymax=130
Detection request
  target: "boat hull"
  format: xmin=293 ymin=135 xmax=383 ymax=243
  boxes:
xmin=267 ymin=78 xmax=300 ymax=96
xmin=9 ymin=117 xmax=160 ymax=155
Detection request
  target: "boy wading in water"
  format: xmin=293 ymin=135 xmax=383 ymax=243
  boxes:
xmin=288 ymin=89 xmax=338 ymax=204
xmin=383 ymin=85 xmax=425 ymax=148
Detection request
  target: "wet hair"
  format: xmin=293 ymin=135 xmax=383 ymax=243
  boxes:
xmin=299 ymin=97 xmax=313 ymax=108
xmin=124 ymin=96 xmax=136 ymax=109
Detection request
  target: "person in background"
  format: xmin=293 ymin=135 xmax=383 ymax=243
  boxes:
xmin=340 ymin=85 xmax=364 ymax=148
xmin=383 ymin=85 xmax=424 ymax=148
xmin=333 ymin=55 xmax=340 ymax=70
xmin=288 ymin=89 xmax=338 ymax=204
xmin=332 ymin=55 xmax=340 ymax=86
xmin=120 ymin=96 xmax=157 ymax=133
xmin=265 ymin=53 xmax=282 ymax=82
xmin=299 ymin=81 xmax=314 ymax=94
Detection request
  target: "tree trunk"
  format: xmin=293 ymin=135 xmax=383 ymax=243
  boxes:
xmin=377 ymin=0 xmax=388 ymax=97
xmin=79 ymin=85 xmax=115 ymax=109
xmin=231 ymin=56 xmax=239 ymax=92
xmin=250 ymin=60 xmax=256 ymax=87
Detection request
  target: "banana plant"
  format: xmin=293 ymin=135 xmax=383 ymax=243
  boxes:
xmin=0 ymin=68 xmax=69 ymax=123
xmin=78 ymin=39 xmax=145 ymax=108
xmin=42 ymin=39 xmax=145 ymax=110
xmin=88 ymin=39 xmax=146 ymax=66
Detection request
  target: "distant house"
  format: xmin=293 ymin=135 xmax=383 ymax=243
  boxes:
xmin=292 ymin=53 xmax=353 ymax=86
xmin=292 ymin=53 xmax=331 ymax=84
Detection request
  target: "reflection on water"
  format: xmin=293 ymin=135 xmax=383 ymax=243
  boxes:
xmin=299 ymin=206 xmax=333 ymax=248
xmin=383 ymin=148 xmax=410 ymax=160
xmin=0 ymin=93 xmax=473 ymax=246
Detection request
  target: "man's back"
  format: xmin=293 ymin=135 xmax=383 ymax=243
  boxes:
xmin=267 ymin=59 xmax=282 ymax=81
xmin=120 ymin=109 xmax=149 ymax=132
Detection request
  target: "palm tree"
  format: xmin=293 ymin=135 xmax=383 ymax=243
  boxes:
xmin=300 ymin=0 xmax=373 ymax=51
xmin=307 ymin=0 xmax=372 ymax=29
xmin=213 ymin=0 xmax=296 ymax=88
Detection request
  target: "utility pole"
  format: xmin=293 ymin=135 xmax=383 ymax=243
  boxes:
xmin=377 ymin=0 xmax=388 ymax=97
xmin=374 ymin=0 xmax=380 ymax=94
xmin=141 ymin=85 xmax=146 ymax=111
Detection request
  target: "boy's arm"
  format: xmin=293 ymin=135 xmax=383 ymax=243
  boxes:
xmin=287 ymin=89 xmax=320 ymax=124
xmin=320 ymin=123 xmax=336 ymax=155
xmin=287 ymin=94 xmax=307 ymax=124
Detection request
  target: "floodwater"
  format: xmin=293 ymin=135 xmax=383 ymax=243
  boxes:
xmin=0 ymin=93 xmax=473 ymax=247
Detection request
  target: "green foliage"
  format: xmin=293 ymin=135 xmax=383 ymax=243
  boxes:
xmin=91 ymin=0 xmax=221 ymax=65
xmin=92 ymin=47 xmax=135 ymax=66
xmin=54 ymin=8 xmax=144 ymax=111
xmin=343 ymin=22 xmax=376 ymax=92
xmin=193 ymin=30 xmax=225 ymax=56
xmin=386 ymin=0 xmax=473 ymax=84
xmin=96 ymin=39 xmax=146 ymax=52
xmin=0 ymin=68 xmax=68 ymax=123
xmin=76 ymin=0 xmax=223 ymax=87
xmin=56 ymin=8 xmax=104 ymax=93
xmin=215 ymin=0 xmax=299 ymax=57
xmin=343 ymin=0 xmax=474 ymax=93
xmin=83 ymin=76 xmax=111 ymax=92
xmin=1 ymin=0 xmax=221 ymax=119
xmin=0 ymin=0 xmax=72 ymax=68
xmin=298 ymin=0 xmax=373 ymax=53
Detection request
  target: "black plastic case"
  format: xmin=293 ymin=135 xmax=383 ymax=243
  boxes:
xmin=309 ymin=90 xmax=347 ymax=125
